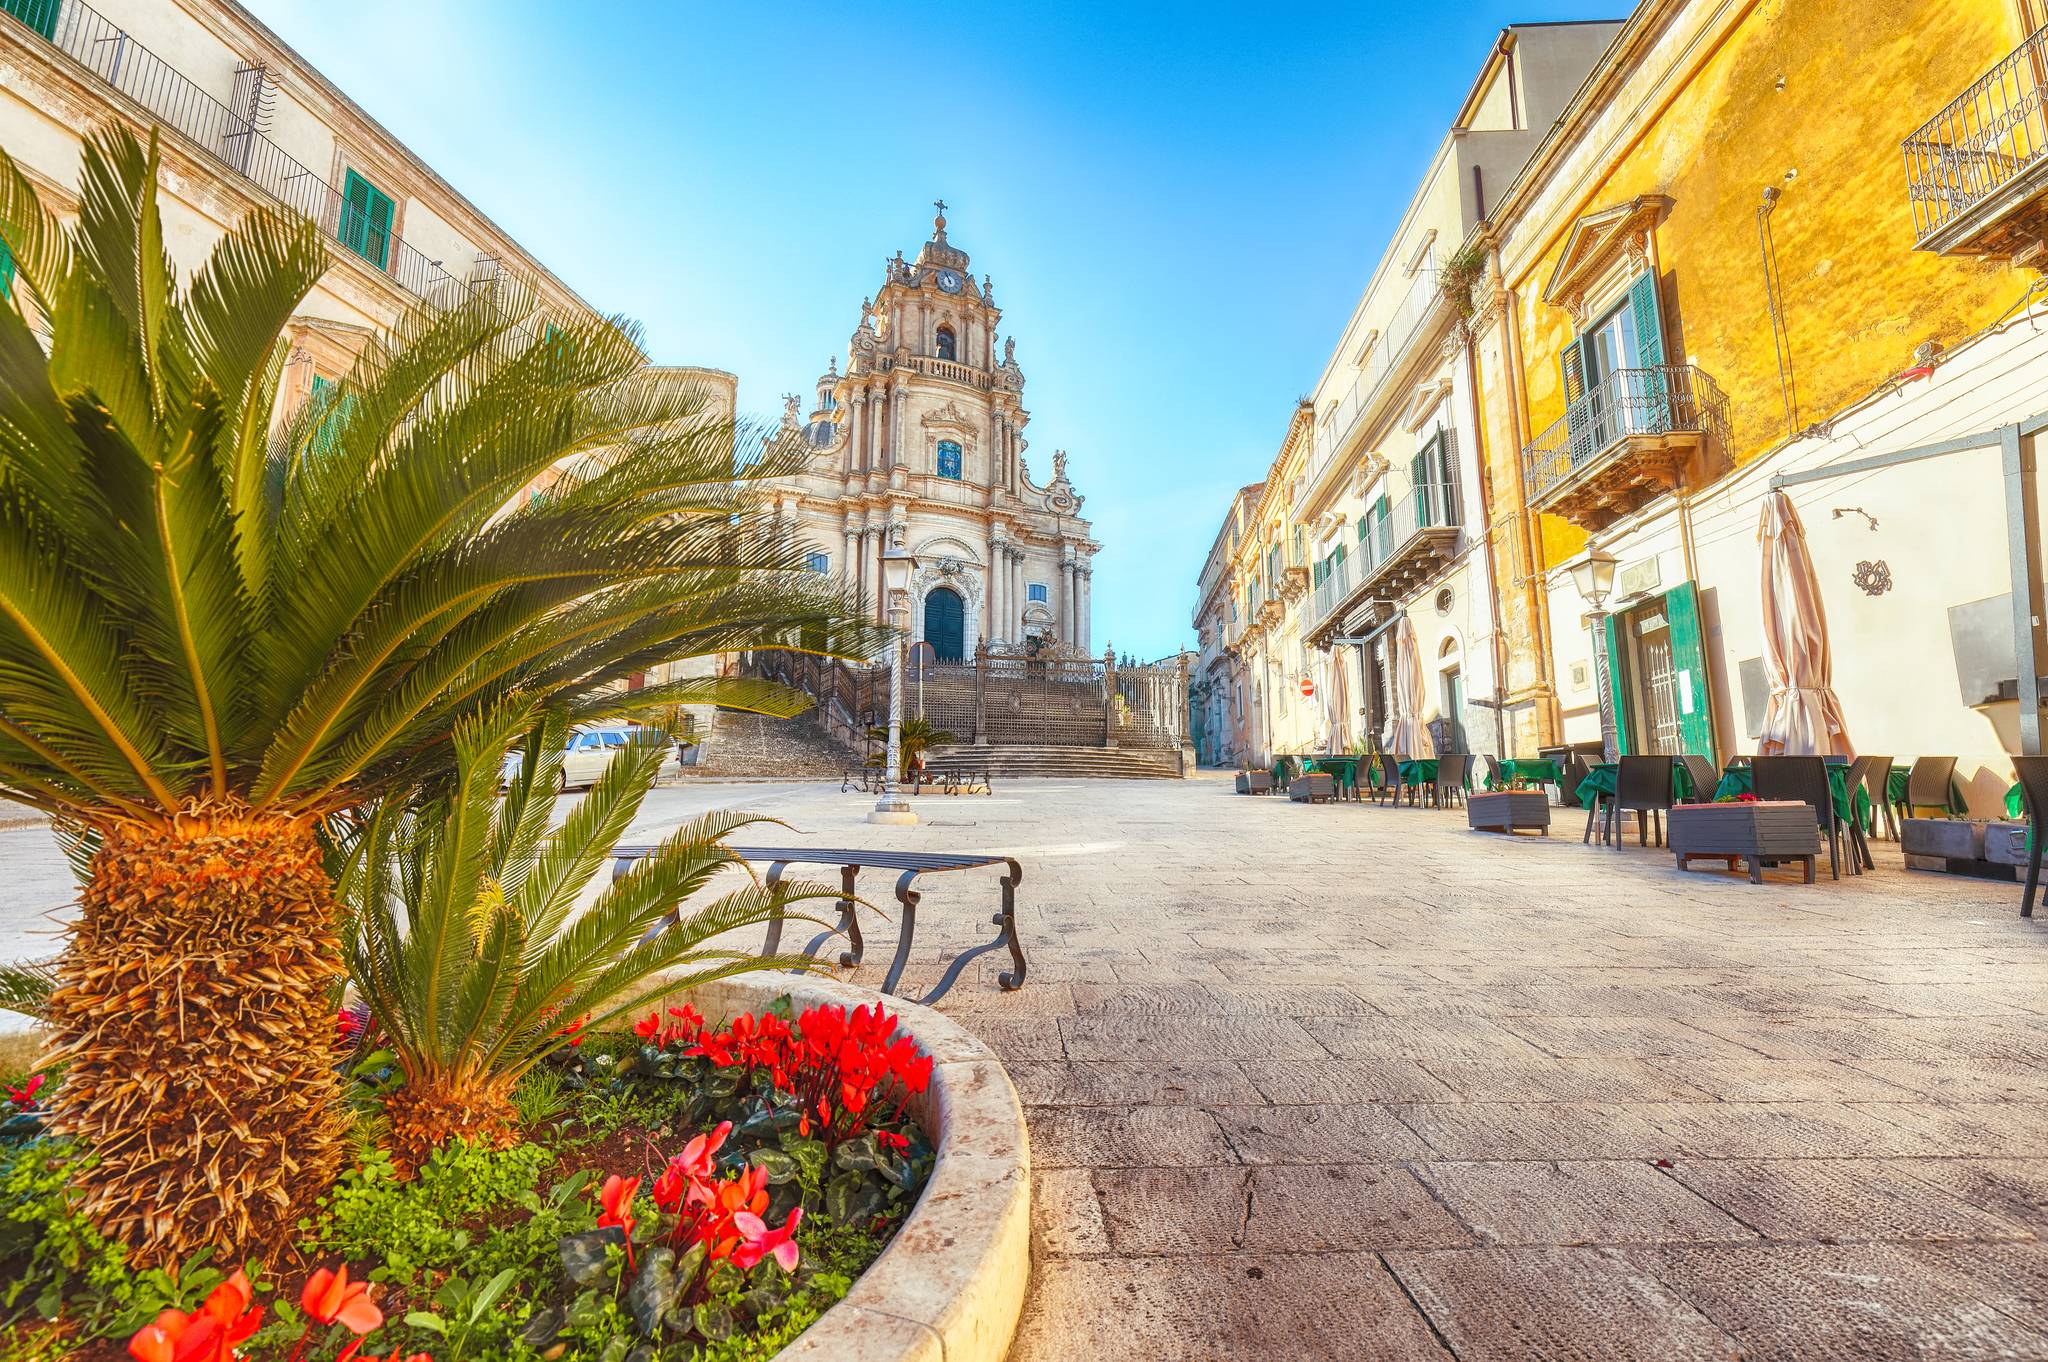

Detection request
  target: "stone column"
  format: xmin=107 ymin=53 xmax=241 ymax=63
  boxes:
xmin=891 ymin=387 xmax=906 ymax=467
xmin=843 ymin=524 xmax=858 ymax=588
xmin=854 ymin=527 xmax=870 ymax=614
xmin=1077 ymin=566 xmax=1092 ymax=654
xmin=1060 ymin=557 xmax=1075 ymax=647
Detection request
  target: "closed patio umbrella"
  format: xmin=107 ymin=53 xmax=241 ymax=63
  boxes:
xmin=1382 ymin=615 xmax=1433 ymax=758
xmin=1757 ymin=490 xmax=1853 ymax=757
xmin=1325 ymin=647 xmax=1353 ymax=753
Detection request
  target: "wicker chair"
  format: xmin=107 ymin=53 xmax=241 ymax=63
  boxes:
xmin=1861 ymin=754 xmax=1898 ymax=840
xmin=1896 ymin=756 xmax=1960 ymax=823
xmin=2011 ymin=756 xmax=2048 ymax=919
xmin=1541 ymin=744 xmax=1587 ymax=810
xmin=1604 ymin=756 xmax=1675 ymax=846
xmin=1839 ymin=755 xmax=1883 ymax=869
xmin=1361 ymin=744 xmax=1394 ymax=804
xmin=1434 ymin=754 xmax=1473 ymax=809
xmin=1482 ymin=754 xmax=1502 ymax=792
xmin=1678 ymin=754 xmax=1722 ymax=805
xmin=1752 ymin=755 xmax=1851 ymax=879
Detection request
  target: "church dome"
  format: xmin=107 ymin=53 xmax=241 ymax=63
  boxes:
xmin=913 ymin=202 xmax=970 ymax=273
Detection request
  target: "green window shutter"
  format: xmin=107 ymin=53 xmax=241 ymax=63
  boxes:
xmin=1603 ymin=612 xmax=1631 ymax=756
xmin=1559 ymin=341 xmax=1585 ymax=404
xmin=1662 ymin=581 xmax=1716 ymax=759
xmin=339 ymin=170 xmax=394 ymax=270
xmin=1629 ymin=271 xmax=1665 ymax=369
xmin=2 ymin=0 xmax=60 ymax=41
xmin=307 ymin=375 xmax=353 ymax=459
xmin=0 ymin=233 xmax=14 ymax=296
xmin=1332 ymin=543 xmax=1345 ymax=566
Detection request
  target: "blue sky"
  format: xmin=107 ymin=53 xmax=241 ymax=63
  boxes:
xmin=258 ymin=0 xmax=1622 ymax=659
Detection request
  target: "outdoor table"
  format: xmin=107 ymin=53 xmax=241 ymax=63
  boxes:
xmin=1713 ymin=763 xmax=1869 ymax=827
xmin=1306 ymin=754 xmax=1362 ymax=800
xmin=609 ymin=844 xmax=1026 ymax=1006
xmin=1576 ymin=759 xmax=1696 ymax=809
xmin=1486 ymin=757 xmax=1562 ymax=790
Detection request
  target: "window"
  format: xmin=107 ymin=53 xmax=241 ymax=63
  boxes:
xmin=1 ymin=0 xmax=59 ymax=40
xmin=306 ymin=375 xmax=354 ymax=458
xmin=935 ymin=324 xmax=957 ymax=361
xmin=338 ymin=169 xmax=395 ymax=270
xmin=804 ymin=550 xmax=830 ymax=574
xmin=1028 ymin=582 xmax=1049 ymax=604
xmin=936 ymin=439 xmax=962 ymax=480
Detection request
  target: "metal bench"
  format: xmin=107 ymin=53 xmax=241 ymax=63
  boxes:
xmin=611 ymin=844 xmax=1026 ymax=1006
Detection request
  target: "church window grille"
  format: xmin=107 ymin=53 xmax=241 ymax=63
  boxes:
xmin=804 ymin=551 xmax=830 ymax=574
xmin=936 ymin=439 xmax=962 ymax=480
xmin=1028 ymin=582 xmax=1049 ymax=604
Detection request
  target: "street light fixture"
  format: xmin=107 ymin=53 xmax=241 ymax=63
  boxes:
xmin=868 ymin=549 xmax=921 ymax=826
xmin=1564 ymin=544 xmax=1622 ymax=760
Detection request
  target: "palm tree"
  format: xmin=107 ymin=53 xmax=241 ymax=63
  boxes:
xmin=0 ymin=127 xmax=884 ymax=1262
xmin=867 ymin=716 xmax=958 ymax=779
xmin=338 ymin=705 xmax=837 ymax=1171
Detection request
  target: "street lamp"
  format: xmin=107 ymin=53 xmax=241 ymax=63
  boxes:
xmin=868 ymin=550 xmax=921 ymax=826
xmin=1563 ymin=544 xmax=1621 ymax=761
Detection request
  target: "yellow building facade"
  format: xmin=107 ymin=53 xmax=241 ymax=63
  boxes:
xmin=1468 ymin=0 xmax=2048 ymax=805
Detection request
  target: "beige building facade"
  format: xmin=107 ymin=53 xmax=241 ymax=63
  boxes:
xmin=766 ymin=208 xmax=1096 ymax=664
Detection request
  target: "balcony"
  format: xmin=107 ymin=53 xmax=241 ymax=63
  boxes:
xmin=3 ymin=0 xmax=553 ymax=323
xmin=1304 ymin=256 xmax=1453 ymax=492
xmin=1903 ymin=25 xmax=2048 ymax=261
xmin=1309 ymin=552 xmax=1352 ymax=629
xmin=1521 ymin=366 xmax=1725 ymax=531
xmin=1355 ymin=478 xmax=1463 ymax=601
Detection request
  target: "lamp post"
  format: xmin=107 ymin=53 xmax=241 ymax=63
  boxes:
xmin=869 ymin=550 xmax=921 ymax=826
xmin=1565 ymin=545 xmax=1621 ymax=761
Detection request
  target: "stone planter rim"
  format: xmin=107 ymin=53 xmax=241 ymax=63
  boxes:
xmin=657 ymin=972 xmax=1031 ymax=1362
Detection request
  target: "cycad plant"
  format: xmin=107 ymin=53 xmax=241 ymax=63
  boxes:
xmin=0 ymin=127 xmax=883 ymax=1261
xmin=866 ymin=717 xmax=957 ymax=779
xmin=338 ymin=704 xmax=833 ymax=1170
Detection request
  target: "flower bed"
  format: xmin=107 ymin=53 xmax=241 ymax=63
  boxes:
xmin=0 ymin=987 xmax=991 ymax=1362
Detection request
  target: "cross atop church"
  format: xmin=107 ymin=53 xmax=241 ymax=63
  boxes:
xmin=934 ymin=198 xmax=947 ymax=217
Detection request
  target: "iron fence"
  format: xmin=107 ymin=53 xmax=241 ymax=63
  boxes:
xmin=1902 ymin=25 xmax=2048 ymax=248
xmin=1521 ymin=365 xmax=1724 ymax=506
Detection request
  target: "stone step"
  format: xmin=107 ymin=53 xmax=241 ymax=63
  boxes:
xmin=692 ymin=711 xmax=857 ymax=778
xmin=921 ymin=745 xmax=1183 ymax=780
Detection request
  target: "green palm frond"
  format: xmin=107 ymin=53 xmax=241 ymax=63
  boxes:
xmin=0 ymin=124 xmax=890 ymax=829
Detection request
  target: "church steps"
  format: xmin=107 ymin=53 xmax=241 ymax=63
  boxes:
xmin=922 ymin=745 xmax=1182 ymax=780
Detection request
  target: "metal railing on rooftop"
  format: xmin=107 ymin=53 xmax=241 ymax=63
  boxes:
xmin=1903 ymin=25 xmax=2048 ymax=249
xmin=1521 ymin=365 xmax=1722 ymax=505
xmin=1305 ymin=256 xmax=1449 ymax=489
xmin=5 ymin=0 xmax=553 ymax=323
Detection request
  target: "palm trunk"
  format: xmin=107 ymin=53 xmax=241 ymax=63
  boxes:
xmin=46 ymin=804 xmax=347 ymax=1264
xmin=382 ymin=1074 xmax=519 ymax=1177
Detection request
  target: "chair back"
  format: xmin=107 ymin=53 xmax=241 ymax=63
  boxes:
xmin=1436 ymin=753 xmax=1472 ymax=790
xmin=1841 ymin=755 xmax=1880 ymax=808
xmin=1426 ymin=717 xmax=1453 ymax=755
xmin=1861 ymin=754 xmax=1895 ymax=804
xmin=1906 ymin=756 xmax=1958 ymax=810
xmin=1483 ymin=754 xmax=1502 ymax=788
xmin=1616 ymin=756 xmax=1674 ymax=808
xmin=1752 ymin=755 xmax=1832 ymax=827
xmin=2012 ymin=756 xmax=2048 ymax=824
xmin=1678 ymin=754 xmax=1721 ymax=803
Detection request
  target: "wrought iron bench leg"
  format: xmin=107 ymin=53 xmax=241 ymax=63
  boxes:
xmin=761 ymin=861 xmax=791 ymax=956
xmin=879 ymin=870 xmax=922 ymax=997
xmin=799 ymin=863 xmax=864 ymax=967
xmin=914 ymin=859 xmax=1029 ymax=1006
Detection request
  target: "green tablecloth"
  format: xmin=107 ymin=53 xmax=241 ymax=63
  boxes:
xmin=1887 ymin=765 xmax=1969 ymax=815
xmin=1305 ymin=754 xmax=1363 ymax=797
xmin=1272 ymin=755 xmax=1300 ymax=784
xmin=1576 ymin=759 xmax=1697 ymax=809
xmin=2007 ymin=782 xmax=2024 ymax=818
xmin=1486 ymin=758 xmax=1562 ymax=790
xmin=1713 ymin=764 xmax=1869 ymax=827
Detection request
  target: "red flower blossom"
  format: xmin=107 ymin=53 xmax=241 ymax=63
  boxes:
xmin=731 ymin=1206 xmax=803 ymax=1273
xmin=300 ymin=1264 xmax=383 ymax=1336
xmin=127 ymin=1271 xmax=262 ymax=1362
xmin=598 ymin=1174 xmax=641 ymax=1270
xmin=6 ymin=1073 xmax=44 ymax=1108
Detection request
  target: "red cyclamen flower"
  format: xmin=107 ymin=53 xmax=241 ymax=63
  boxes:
xmin=127 ymin=1270 xmax=262 ymax=1362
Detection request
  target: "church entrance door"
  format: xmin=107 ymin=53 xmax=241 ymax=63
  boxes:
xmin=923 ymin=586 xmax=966 ymax=663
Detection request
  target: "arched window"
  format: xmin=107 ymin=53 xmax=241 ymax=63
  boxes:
xmin=935 ymin=324 xmax=957 ymax=361
xmin=936 ymin=439 xmax=962 ymax=480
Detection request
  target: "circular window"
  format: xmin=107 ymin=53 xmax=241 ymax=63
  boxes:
xmin=1434 ymin=587 xmax=1455 ymax=617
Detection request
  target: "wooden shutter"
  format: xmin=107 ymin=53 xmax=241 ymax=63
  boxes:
xmin=1559 ymin=341 xmax=1585 ymax=404
xmin=1603 ymin=612 xmax=1631 ymax=756
xmin=1629 ymin=271 xmax=1669 ymax=431
xmin=0 ymin=234 xmax=13 ymax=295
xmin=364 ymin=184 xmax=394 ymax=270
xmin=340 ymin=171 xmax=394 ymax=270
xmin=1662 ymin=581 xmax=1717 ymax=759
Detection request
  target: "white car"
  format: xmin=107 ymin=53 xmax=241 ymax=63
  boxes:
xmin=502 ymin=727 xmax=683 ymax=792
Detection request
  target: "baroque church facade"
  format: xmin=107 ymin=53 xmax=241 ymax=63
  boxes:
xmin=767 ymin=206 xmax=1096 ymax=663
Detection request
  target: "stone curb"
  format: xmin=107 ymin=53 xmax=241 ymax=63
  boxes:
xmin=662 ymin=973 xmax=1031 ymax=1362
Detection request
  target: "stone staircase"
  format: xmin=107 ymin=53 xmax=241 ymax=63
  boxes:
xmin=692 ymin=711 xmax=858 ymax=779
xmin=921 ymin=744 xmax=1184 ymax=780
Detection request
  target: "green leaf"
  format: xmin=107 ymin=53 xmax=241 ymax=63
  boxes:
xmin=403 ymin=1312 xmax=447 ymax=1334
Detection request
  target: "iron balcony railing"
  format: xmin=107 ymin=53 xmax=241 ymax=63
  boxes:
xmin=1306 ymin=255 xmax=1448 ymax=487
xmin=1358 ymin=476 xmax=1462 ymax=580
xmin=1903 ymin=25 xmax=2048 ymax=249
xmin=1310 ymin=551 xmax=1351 ymax=625
xmin=4 ymin=0 xmax=551 ymax=321
xmin=1522 ymin=365 xmax=1722 ymax=506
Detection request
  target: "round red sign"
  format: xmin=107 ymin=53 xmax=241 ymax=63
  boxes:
xmin=1299 ymin=678 xmax=1315 ymax=699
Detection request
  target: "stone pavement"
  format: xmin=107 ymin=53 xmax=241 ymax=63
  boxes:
xmin=3 ymin=774 xmax=2047 ymax=1358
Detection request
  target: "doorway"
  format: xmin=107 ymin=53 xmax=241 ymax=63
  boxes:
xmin=1439 ymin=665 xmax=1467 ymax=754
xmin=923 ymin=586 xmax=965 ymax=663
xmin=1625 ymin=601 xmax=1683 ymax=755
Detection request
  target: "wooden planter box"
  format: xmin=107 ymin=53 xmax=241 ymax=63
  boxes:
xmin=1467 ymin=790 xmax=1550 ymax=836
xmin=1289 ymin=773 xmax=1335 ymax=804
xmin=1669 ymin=800 xmax=1821 ymax=883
